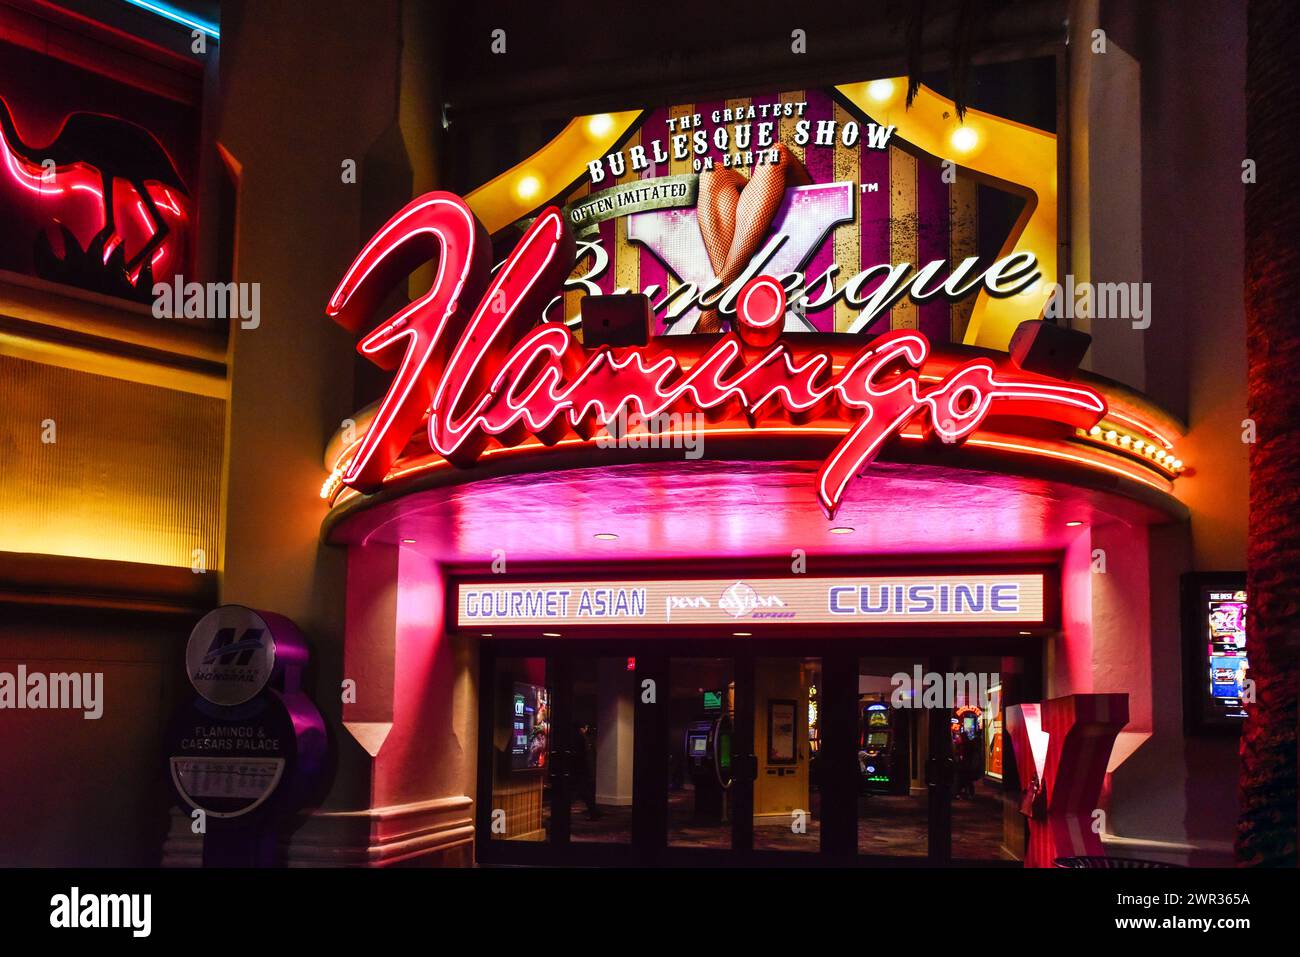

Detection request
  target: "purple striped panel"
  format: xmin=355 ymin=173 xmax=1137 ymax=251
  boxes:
xmin=857 ymin=128 xmax=892 ymax=333
xmin=917 ymin=159 xmax=951 ymax=343
xmin=801 ymin=90 xmax=837 ymax=332
xmin=597 ymin=216 xmax=615 ymax=294
xmin=637 ymin=107 xmax=670 ymax=334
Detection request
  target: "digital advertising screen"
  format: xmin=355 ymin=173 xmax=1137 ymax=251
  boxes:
xmin=509 ymin=682 xmax=550 ymax=771
xmin=1183 ymin=573 xmax=1249 ymax=734
xmin=1206 ymin=591 xmax=1249 ymax=716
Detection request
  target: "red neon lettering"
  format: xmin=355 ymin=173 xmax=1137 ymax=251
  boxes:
xmin=328 ymin=192 xmax=1107 ymax=516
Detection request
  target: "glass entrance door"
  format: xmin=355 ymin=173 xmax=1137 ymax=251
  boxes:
xmin=480 ymin=654 xmax=556 ymax=858
xmin=665 ymin=655 xmax=744 ymax=854
xmin=479 ymin=641 xmax=1034 ymax=866
xmin=479 ymin=645 xmax=646 ymax=864
xmin=856 ymin=656 xmax=931 ymax=860
xmin=751 ymin=656 xmax=823 ymax=855
xmin=566 ymin=655 xmax=637 ymax=847
xmin=939 ymin=654 xmax=1031 ymax=864
xmin=853 ymin=653 xmax=1030 ymax=863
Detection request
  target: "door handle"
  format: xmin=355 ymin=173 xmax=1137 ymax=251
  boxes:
xmin=548 ymin=748 xmax=569 ymax=780
xmin=732 ymin=754 xmax=758 ymax=783
xmin=925 ymin=755 xmax=955 ymax=788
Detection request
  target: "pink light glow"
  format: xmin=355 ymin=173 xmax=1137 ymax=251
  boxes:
xmin=326 ymin=455 xmax=1173 ymax=566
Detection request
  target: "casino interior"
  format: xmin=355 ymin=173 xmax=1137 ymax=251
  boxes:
xmin=0 ymin=0 xmax=1258 ymax=868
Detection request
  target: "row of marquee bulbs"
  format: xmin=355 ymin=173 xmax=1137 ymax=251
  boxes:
xmin=318 ymin=422 xmax=1185 ymax=505
xmin=1079 ymin=424 xmax=1185 ymax=473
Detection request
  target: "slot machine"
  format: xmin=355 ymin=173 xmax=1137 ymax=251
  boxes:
xmin=951 ymin=704 xmax=983 ymax=799
xmin=858 ymin=696 xmax=909 ymax=795
xmin=683 ymin=688 xmax=733 ymax=821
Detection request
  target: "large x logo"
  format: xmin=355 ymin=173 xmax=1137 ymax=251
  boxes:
xmin=627 ymin=181 xmax=854 ymax=334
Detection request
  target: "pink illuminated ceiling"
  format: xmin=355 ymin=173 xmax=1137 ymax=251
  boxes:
xmin=325 ymin=459 xmax=1178 ymax=564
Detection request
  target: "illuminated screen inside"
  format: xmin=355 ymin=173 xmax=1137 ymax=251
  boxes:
xmin=509 ymin=682 xmax=548 ymax=771
xmin=1204 ymin=587 xmax=1248 ymax=721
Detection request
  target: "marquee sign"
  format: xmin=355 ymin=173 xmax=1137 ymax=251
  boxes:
xmin=459 ymin=76 xmax=1061 ymax=350
xmin=326 ymin=191 xmax=1106 ymax=517
xmin=457 ymin=573 xmax=1046 ymax=628
xmin=546 ymin=84 xmax=1032 ymax=341
xmin=321 ymin=74 xmax=1134 ymax=515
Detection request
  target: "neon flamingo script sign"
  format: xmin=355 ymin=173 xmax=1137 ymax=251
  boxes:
xmin=326 ymin=192 xmax=1106 ymax=517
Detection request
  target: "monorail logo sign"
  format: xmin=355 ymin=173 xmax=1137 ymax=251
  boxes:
xmin=326 ymin=192 xmax=1105 ymax=517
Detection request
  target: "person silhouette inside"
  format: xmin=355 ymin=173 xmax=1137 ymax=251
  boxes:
xmin=570 ymin=722 xmax=602 ymax=821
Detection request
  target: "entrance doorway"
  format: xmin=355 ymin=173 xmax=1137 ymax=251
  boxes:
xmin=476 ymin=639 xmax=1037 ymax=866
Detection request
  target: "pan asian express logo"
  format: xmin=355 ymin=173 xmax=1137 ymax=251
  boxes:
xmin=668 ymin=582 xmax=793 ymax=622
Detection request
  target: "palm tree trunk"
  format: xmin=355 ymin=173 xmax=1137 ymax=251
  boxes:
xmin=1238 ymin=0 xmax=1300 ymax=867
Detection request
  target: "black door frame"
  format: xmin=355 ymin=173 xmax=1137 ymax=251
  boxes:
xmin=476 ymin=636 xmax=1039 ymax=867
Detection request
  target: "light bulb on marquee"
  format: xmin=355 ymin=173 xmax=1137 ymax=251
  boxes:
xmin=951 ymin=126 xmax=979 ymax=152
xmin=867 ymin=79 xmax=895 ymax=102
xmin=515 ymin=174 xmax=543 ymax=201
xmin=585 ymin=114 xmax=615 ymax=138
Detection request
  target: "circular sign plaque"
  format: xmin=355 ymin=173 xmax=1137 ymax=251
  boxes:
xmin=166 ymin=689 xmax=325 ymax=820
xmin=185 ymin=605 xmax=282 ymax=706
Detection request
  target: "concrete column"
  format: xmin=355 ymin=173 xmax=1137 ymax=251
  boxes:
xmin=202 ymin=0 xmax=470 ymax=864
xmin=1068 ymin=0 xmax=1146 ymax=390
xmin=596 ymin=657 xmax=634 ymax=806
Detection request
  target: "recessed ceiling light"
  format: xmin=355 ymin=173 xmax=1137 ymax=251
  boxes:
xmin=1065 ymin=521 xmax=1084 ymax=527
xmin=542 ymin=632 xmax=561 ymax=638
xmin=733 ymin=631 xmax=752 ymax=637
xmin=829 ymin=526 xmax=855 ymax=535
xmin=1019 ymin=631 xmax=1032 ymax=636
xmin=401 ymin=538 xmax=417 ymax=544
xmin=481 ymin=633 xmax=493 ymax=638
xmin=594 ymin=532 xmax=619 ymax=541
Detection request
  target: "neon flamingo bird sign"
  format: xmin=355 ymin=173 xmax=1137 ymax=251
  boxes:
xmin=0 ymin=95 xmax=190 ymax=296
xmin=327 ymin=192 xmax=1107 ymax=518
